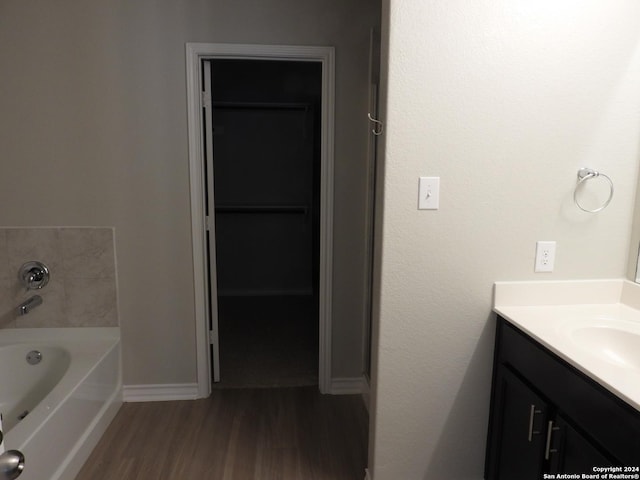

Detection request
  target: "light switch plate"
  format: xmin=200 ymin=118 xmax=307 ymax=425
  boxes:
xmin=418 ymin=177 xmax=440 ymax=210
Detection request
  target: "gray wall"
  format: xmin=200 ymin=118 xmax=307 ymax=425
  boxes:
xmin=0 ymin=0 xmax=380 ymax=384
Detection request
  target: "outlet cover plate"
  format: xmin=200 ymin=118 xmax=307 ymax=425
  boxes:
xmin=535 ymin=241 xmax=556 ymax=273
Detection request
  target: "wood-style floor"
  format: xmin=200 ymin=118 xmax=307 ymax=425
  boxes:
xmin=75 ymin=387 xmax=368 ymax=480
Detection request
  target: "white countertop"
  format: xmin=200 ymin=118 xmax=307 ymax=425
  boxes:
xmin=494 ymin=279 xmax=640 ymax=412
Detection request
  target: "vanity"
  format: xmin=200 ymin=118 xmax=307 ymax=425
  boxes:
xmin=485 ymin=280 xmax=640 ymax=479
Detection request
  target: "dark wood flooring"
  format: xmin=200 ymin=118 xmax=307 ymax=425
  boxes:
xmin=75 ymin=387 xmax=368 ymax=480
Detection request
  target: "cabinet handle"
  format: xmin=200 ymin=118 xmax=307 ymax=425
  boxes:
xmin=528 ymin=404 xmax=542 ymax=442
xmin=544 ymin=421 xmax=560 ymax=460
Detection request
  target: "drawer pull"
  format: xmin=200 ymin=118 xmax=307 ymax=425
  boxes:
xmin=528 ymin=404 xmax=542 ymax=442
xmin=544 ymin=421 xmax=560 ymax=460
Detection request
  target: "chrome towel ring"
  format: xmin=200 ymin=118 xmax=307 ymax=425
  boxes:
xmin=573 ymin=167 xmax=614 ymax=213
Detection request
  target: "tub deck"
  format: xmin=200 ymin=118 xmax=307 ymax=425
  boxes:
xmin=1 ymin=328 xmax=121 ymax=480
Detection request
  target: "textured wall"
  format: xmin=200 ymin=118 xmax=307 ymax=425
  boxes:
xmin=370 ymin=1 xmax=640 ymax=478
xmin=0 ymin=0 xmax=380 ymax=384
xmin=0 ymin=228 xmax=118 ymax=328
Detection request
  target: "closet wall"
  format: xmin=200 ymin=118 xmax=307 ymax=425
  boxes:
xmin=211 ymin=60 xmax=321 ymax=298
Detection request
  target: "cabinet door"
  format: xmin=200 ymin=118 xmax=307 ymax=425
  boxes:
xmin=549 ymin=415 xmax=613 ymax=474
xmin=488 ymin=366 xmax=549 ymax=480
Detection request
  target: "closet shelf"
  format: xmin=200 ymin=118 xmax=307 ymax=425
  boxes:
xmin=215 ymin=205 xmax=308 ymax=215
xmin=213 ymin=101 xmax=311 ymax=111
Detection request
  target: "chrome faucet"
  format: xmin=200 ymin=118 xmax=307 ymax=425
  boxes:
xmin=0 ymin=449 xmax=25 ymax=479
xmin=17 ymin=295 xmax=43 ymax=316
xmin=18 ymin=261 xmax=50 ymax=291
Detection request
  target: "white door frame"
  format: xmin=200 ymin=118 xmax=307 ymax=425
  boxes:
xmin=185 ymin=43 xmax=335 ymax=397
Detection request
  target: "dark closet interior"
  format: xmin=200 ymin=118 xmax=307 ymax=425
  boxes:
xmin=209 ymin=60 xmax=322 ymax=387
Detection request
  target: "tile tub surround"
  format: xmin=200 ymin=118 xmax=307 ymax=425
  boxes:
xmin=0 ymin=227 xmax=118 ymax=328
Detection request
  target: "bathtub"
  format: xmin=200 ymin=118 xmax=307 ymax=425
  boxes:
xmin=0 ymin=328 xmax=122 ymax=480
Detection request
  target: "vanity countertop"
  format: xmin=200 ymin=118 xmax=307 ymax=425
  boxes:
xmin=494 ymin=279 xmax=640 ymax=412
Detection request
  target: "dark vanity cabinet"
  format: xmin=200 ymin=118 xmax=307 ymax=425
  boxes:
xmin=485 ymin=316 xmax=640 ymax=479
xmin=488 ymin=365 xmax=549 ymax=480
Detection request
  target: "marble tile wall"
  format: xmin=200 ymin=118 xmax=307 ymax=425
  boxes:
xmin=0 ymin=227 xmax=118 ymax=328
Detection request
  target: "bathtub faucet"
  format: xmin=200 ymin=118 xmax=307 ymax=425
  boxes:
xmin=17 ymin=295 xmax=43 ymax=316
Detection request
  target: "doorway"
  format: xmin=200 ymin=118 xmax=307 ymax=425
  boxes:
xmin=186 ymin=43 xmax=335 ymax=397
xmin=206 ymin=59 xmax=321 ymax=387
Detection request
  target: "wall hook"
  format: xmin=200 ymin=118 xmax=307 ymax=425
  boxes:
xmin=368 ymin=113 xmax=384 ymax=136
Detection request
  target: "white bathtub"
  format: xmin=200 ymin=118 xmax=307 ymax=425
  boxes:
xmin=0 ymin=328 xmax=122 ymax=480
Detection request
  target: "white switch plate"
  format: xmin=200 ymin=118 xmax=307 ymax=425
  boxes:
xmin=418 ymin=177 xmax=440 ymax=210
xmin=534 ymin=241 xmax=556 ymax=273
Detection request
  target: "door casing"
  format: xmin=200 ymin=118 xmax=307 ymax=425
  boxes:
xmin=185 ymin=43 xmax=335 ymax=397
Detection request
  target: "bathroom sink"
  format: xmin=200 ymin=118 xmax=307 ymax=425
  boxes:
xmin=493 ymin=279 xmax=640 ymax=411
xmin=569 ymin=324 xmax=640 ymax=371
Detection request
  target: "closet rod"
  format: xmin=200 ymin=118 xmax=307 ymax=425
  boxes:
xmin=212 ymin=101 xmax=310 ymax=111
xmin=214 ymin=205 xmax=308 ymax=215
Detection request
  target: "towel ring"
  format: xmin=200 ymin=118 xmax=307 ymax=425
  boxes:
xmin=573 ymin=167 xmax=614 ymax=213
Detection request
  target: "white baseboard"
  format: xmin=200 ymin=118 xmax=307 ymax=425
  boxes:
xmin=124 ymin=379 xmax=364 ymax=399
xmin=329 ymin=376 xmax=368 ymax=395
xmin=123 ymin=383 xmax=199 ymax=402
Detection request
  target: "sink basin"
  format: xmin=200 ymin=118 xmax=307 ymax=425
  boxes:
xmin=493 ymin=279 xmax=640 ymax=410
xmin=570 ymin=324 xmax=640 ymax=371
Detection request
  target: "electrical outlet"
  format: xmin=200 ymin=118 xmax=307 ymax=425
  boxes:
xmin=535 ymin=241 xmax=556 ymax=273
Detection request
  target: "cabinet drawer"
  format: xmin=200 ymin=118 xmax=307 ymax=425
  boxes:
xmin=498 ymin=317 xmax=640 ymax=465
